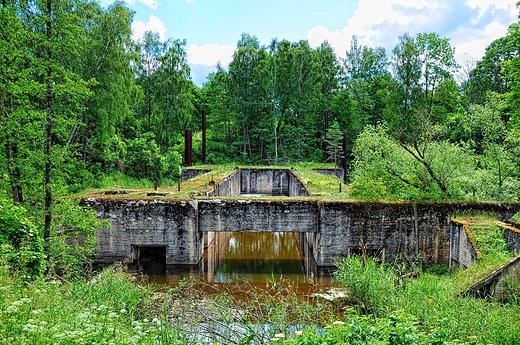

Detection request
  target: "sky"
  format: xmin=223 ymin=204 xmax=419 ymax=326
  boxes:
xmin=98 ymin=0 xmax=518 ymax=86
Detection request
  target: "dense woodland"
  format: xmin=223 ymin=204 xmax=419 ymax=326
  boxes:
xmin=2 ymin=0 xmax=520 ymax=274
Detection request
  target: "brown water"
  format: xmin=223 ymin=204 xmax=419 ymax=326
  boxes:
xmin=142 ymin=232 xmax=333 ymax=297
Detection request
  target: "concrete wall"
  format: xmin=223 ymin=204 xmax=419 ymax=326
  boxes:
xmin=499 ymin=222 xmax=520 ymax=255
xmin=181 ymin=169 xmax=211 ymax=181
xmin=449 ymin=220 xmax=480 ymax=269
xmin=198 ymin=200 xmax=318 ymax=233
xmin=209 ymin=169 xmax=307 ymax=197
xmin=209 ymin=171 xmax=241 ymax=196
xmin=464 ymin=255 xmax=520 ymax=301
xmin=314 ymin=202 xmax=451 ymax=266
xmin=239 ymin=169 xmax=308 ymax=196
xmin=85 ymin=180 xmax=520 ymax=267
xmin=83 ymin=198 xmax=202 ymax=265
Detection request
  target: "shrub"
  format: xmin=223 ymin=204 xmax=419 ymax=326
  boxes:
xmin=47 ymin=198 xmax=110 ymax=277
xmin=0 ymin=196 xmax=44 ymax=280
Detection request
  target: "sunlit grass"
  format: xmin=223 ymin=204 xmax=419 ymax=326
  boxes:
xmin=0 ymin=267 xmax=185 ymax=345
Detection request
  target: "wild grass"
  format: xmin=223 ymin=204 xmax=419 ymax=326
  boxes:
xmin=316 ymin=214 xmax=520 ymax=345
xmin=0 ymin=265 xmax=338 ymax=345
xmin=0 ymin=267 xmax=186 ymax=345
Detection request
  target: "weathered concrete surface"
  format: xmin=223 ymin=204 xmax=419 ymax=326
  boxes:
xmin=314 ymin=202 xmax=451 ymax=266
xmin=85 ymin=197 xmax=520 ymax=267
xmin=209 ymin=171 xmax=241 ymax=196
xmin=181 ymin=169 xmax=211 ymax=181
xmin=83 ymin=198 xmax=202 ymax=265
xmin=449 ymin=219 xmax=480 ymax=269
xmin=464 ymin=254 xmax=520 ymax=301
xmin=209 ymin=169 xmax=307 ymax=197
xmin=86 ymin=164 xmax=520 ymax=268
xmin=198 ymin=199 xmax=318 ymax=233
xmin=498 ymin=222 xmax=520 ymax=256
xmin=239 ymin=169 xmax=308 ymax=196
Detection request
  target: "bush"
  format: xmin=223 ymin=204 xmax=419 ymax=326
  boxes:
xmin=350 ymin=176 xmax=388 ymax=200
xmin=125 ymin=133 xmax=182 ymax=187
xmin=0 ymin=197 xmax=44 ymax=280
xmin=47 ymin=198 xmax=110 ymax=277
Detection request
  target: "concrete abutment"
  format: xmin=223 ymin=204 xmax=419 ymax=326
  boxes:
xmin=83 ymin=169 xmax=520 ymax=270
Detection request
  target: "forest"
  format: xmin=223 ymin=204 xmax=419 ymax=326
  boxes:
xmin=1 ymin=0 xmax=520 ymax=276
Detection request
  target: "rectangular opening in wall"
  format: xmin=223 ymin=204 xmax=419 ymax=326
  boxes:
xmin=132 ymin=245 xmax=166 ymax=275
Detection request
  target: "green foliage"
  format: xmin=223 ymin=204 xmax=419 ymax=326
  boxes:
xmin=350 ymin=176 xmax=388 ymax=200
xmin=333 ymin=256 xmax=397 ymax=316
xmin=46 ymin=198 xmax=109 ymax=277
xmin=0 ymin=267 xmax=186 ymax=345
xmin=325 ymin=121 xmax=344 ymax=167
xmin=350 ymin=125 xmax=478 ymax=200
xmin=511 ymin=211 xmax=520 ymax=225
xmin=0 ymin=197 xmax=44 ymax=280
xmin=124 ymin=134 xmax=165 ymax=186
xmin=470 ymin=221 xmax=511 ymax=257
xmin=426 ymin=264 xmax=450 ymax=276
xmin=281 ymin=311 xmax=467 ymax=345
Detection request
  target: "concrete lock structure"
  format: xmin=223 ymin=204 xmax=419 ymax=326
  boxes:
xmin=82 ymin=169 xmax=520 ymax=272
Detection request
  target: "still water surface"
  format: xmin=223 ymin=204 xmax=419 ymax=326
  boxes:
xmin=143 ymin=232 xmax=332 ymax=297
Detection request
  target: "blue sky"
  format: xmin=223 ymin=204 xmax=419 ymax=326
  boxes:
xmin=98 ymin=0 xmax=518 ymax=86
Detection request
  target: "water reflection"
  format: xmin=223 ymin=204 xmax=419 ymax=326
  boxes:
xmin=143 ymin=232 xmax=332 ymax=296
xmin=212 ymin=232 xmax=307 ymax=284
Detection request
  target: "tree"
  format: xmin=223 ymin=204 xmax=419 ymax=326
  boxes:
xmin=25 ymin=0 xmax=93 ymax=257
xmin=155 ymin=38 xmax=194 ymax=151
xmin=201 ymin=64 xmax=234 ymax=163
xmin=135 ymin=31 xmax=162 ymax=133
xmin=0 ymin=0 xmax=35 ymax=203
xmin=228 ymin=33 xmax=270 ymax=162
xmin=325 ymin=121 xmax=343 ymax=167
xmin=466 ymin=36 xmax=518 ymax=105
xmin=467 ymin=93 xmax=520 ymax=199
xmin=125 ymin=133 xmax=173 ymax=188
xmin=350 ymin=125 xmax=475 ymax=200
xmin=503 ymin=13 xmax=520 ymax=127
xmin=383 ymin=33 xmax=459 ymax=197
xmin=75 ymin=1 xmax=136 ymax=169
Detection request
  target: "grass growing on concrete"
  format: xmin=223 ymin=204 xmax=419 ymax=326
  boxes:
xmin=81 ymin=164 xmax=353 ymax=201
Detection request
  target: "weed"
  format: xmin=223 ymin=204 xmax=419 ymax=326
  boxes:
xmin=332 ymin=256 xmax=398 ymax=316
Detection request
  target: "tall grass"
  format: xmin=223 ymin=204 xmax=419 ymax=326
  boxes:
xmin=0 ymin=267 xmax=186 ymax=345
xmin=332 ymin=255 xmax=398 ymax=317
xmin=322 ymin=215 xmax=520 ymax=345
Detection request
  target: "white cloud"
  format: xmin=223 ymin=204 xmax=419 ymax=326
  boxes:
xmin=306 ymin=0 xmax=517 ymax=65
xmin=186 ymin=43 xmax=235 ymax=67
xmin=124 ymin=0 xmax=160 ymax=10
xmin=132 ymin=15 xmax=168 ymax=42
